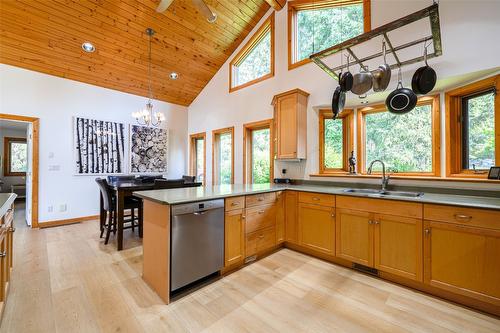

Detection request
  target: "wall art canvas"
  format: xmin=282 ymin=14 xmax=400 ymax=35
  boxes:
xmin=74 ymin=117 xmax=125 ymax=174
xmin=129 ymin=125 xmax=168 ymax=173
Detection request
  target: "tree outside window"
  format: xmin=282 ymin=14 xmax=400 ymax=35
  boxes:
xmin=4 ymin=137 xmax=27 ymax=176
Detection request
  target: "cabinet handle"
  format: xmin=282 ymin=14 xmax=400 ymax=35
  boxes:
xmin=454 ymin=214 xmax=472 ymax=222
xmin=231 ymin=202 xmax=239 ymax=206
xmin=259 ymin=234 xmax=264 ymax=239
xmin=312 ymin=197 xmax=320 ymax=201
xmin=331 ymin=213 xmax=335 ymax=218
xmin=9 ymin=227 xmax=15 ymax=233
xmin=424 ymin=229 xmax=431 ymax=236
xmin=374 ymin=221 xmax=380 ymax=225
xmin=368 ymin=220 xmax=373 ymax=225
xmin=0 ymin=251 xmax=6 ymax=257
xmin=258 ymin=197 xmax=264 ymax=201
xmin=6 ymin=208 xmax=12 ymax=213
xmin=241 ymin=215 xmax=246 ymax=219
xmin=258 ymin=210 xmax=265 ymax=214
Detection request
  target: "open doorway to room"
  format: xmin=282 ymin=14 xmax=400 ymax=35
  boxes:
xmin=0 ymin=114 xmax=39 ymax=228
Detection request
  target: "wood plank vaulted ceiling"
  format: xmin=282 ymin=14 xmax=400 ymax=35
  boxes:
xmin=0 ymin=0 xmax=272 ymax=106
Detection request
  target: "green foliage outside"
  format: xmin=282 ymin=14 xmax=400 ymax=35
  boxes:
xmin=365 ymin=105 xmax=432 ymax=173
xmin=236 ymin=31 xmax=271 ymax=86
xmin=324 ymin=118 xmax=343 ymax=169
xmin=10 ymin=142 xmax=27 ymax=173
xmin=297 ymin=4 xmax=363 ymax=61
xmin=195 ymin=138 xmax=204 ymax=182
xmin=251 ymin=129 xmax=271 ymax=184
xmin=465 ymin=92 xmax=495 ymax=169
xmin=219 ymin=133 xmax=232 ymax=184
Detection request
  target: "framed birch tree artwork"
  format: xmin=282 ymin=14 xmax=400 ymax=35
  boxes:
xmin=130 ymin=125 xmax=168 ymax=173
xmin=73 ymin=117 xmax=126 ymax=174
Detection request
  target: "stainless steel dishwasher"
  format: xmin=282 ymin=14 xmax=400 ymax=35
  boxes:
xmin=170 ymin=199 xmax=224 ymax=292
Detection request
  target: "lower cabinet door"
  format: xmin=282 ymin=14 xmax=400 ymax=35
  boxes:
xmin=285 ymin=191 xmax=298 ymax=244
xmin=245 ymin=227 xmax=276 ymax=258
xmin=374 ymin=214 xmax=422 ymax=281
xmin=424 ymin=220 xmax=500 ymax=306
xmin=335 ymin=208 xmax=373 ymax=266
xmin=224 ymin=209 xmax=244 ymax=267
xmin=298 ymin=203 xmax=335 ymax=255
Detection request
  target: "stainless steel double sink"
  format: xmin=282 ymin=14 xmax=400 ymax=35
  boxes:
xmin=343 ymin=188 xmax=424 ymax=198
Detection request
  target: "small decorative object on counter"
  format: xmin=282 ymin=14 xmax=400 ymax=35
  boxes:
xmin=487 ymin=167 xmax=500 ymax=179
xmin=348 ymin=151 xmax=357 ymax=174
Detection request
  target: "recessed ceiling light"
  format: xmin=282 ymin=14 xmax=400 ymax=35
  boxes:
xmin=81 ymin=42 xmax=95 ymax=53
xmin=169 ymin=72 xmax=179 ymax=80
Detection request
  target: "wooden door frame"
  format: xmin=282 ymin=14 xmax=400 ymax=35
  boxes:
xmin=0 ymin=113 xmax=39 ymax=228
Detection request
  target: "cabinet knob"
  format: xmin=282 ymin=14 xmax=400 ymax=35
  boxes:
xmin=424 ymin=229 xmax=431 ymax=236
xmin=9 ymin=227 xmax=15 ymax=233
xmin=0 ymin=251 xmax=6 ymax=257
xmin=368 ymin=220 xmax=373 ymax=225
xmin=374 ymin=221 xmax=380 ymax=225
xmin=241 ymin=215 xmax=246 ymax=219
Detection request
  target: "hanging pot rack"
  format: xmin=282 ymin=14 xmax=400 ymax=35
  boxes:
xmin=310 ymin=3 xmax=442 ymax=81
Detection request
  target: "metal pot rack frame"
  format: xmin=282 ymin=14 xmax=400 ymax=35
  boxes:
xmin=309 ymin=3 xmax=442 ymax=81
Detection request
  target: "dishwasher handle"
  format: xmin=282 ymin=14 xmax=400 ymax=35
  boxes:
xmin=193 ymin=211 xmax=208 ymax=216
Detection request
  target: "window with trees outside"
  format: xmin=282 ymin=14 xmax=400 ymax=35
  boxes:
xmin=358 ymin=95 xmax=441 ymax=176
xmin=189 ymin=132 xmax=206 ymax=183
xmin=4 ymin=137 xmax=27 ymax=176
xmin=446 ymin=75 xmax=500 ymax=178
xmin=243 ymin=120 xmax=274 ymax=184
xmin=212 ymin=127 xmax=234 ymax=185
xmin=288 ymin=0 xmax=370 ymax=69
xmin=319 ymin=109 xmax=354 ymax=173
xmin=230 ymin=13 xmax=275 ymax=92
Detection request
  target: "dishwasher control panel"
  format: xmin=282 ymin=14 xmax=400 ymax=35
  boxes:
xmin=171 ymin=199 xmax=225 ymax=215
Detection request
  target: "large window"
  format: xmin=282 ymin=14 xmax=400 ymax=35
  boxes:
xmin=189 ymin=132 xmax=206 ymax=183
xmin=229 ymin=13 xmax=275 ymax=92
xmin=446 ymin=75 xmax=500 ymax=178
xmin=212 ymin=127 xmax=234 ymax=184
xmin=319 ymin=109 xmax=354 ymax=173
xmin=288 ymin=0 xmax=370 ymax=69
xmin=358 ymin=96 xmax=440 ymax=176
xmin=243 ymin=120 xmax=274 ymax=184
xmin=3 ymin=137 xmax=27 ymax=176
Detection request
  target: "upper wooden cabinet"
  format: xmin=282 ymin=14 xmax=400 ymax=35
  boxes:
xmin=272 ymin=89 xmax=309 ymax=160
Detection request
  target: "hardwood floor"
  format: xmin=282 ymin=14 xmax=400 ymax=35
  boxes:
xmin=1 ymin=218 xmax=499 ymax=333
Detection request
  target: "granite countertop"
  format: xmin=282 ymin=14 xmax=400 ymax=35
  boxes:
xmin=134 ymin=183 xmax=500 ymax=210
xmin=0 ymin=193 xmax=17 ymax=218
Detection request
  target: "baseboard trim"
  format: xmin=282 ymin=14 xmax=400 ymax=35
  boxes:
xmin=39 ymin=215 xmax=99 ymax=228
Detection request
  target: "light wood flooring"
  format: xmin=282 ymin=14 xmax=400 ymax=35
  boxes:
xmin=1 ymin=215 xmax=499 ymax=333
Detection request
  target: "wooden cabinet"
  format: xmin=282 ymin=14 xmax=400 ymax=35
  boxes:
xmin=224 ymin=208 xmax=245 ymax=268
xmin=0 ymin=203 xmax=14 ymax=318
xmin=424 ymin=204 xmax=500 ymax=306
xmin=336 ymin=196 xmax=423 ymax=281
xmin=276 ymin=191 xmax=285 ymax=244
xmin=245 ymin=227 xmax=276 ymax=258
xmin=285 ymin=191 xmax=298 ymax=244
xmin=243 ymin=194 xmax=277 ymax=259
xmin=374 ymin=214 xmax=422 ymax=281
xmin=298 ymin=202 xmax=335 ymax=255
xmin=245 ymin=204 xmax=276 ymax=234
xmin=336 ymin=208 xmax=373 ymax=266
xmin=272 ymin=89 xmax=309 ymax=160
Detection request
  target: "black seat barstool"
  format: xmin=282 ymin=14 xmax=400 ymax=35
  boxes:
xmin=95 ymin=178 xmax=143 ymax=245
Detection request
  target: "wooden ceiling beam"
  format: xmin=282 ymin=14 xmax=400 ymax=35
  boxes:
xmin=264 ymin=0 xmax=286 ymax=11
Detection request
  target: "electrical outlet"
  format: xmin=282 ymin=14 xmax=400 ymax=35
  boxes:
xmin=59 ymin=204 xmax=67 ymax=212
xmin=282 ymin=169 xmax=287 ymax=174
xmin=48 ymin=206 xmax=53 ymax=213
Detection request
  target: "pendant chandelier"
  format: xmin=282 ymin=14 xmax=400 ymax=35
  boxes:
xmin=132 ymin=28 xmax=165 ymax=127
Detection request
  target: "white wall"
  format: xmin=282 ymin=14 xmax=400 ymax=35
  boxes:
xmin=0 ymin=64 xmax=188 ymax=223
xmin=0 ymin=127 xmax=27 ymax=192
xmin=188 ymin=0 xmax=500 ymax=190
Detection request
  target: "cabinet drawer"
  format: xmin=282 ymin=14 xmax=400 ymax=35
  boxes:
xmin=225 ymin=196 xmax=245 ymax=211
xmin=298 ymin=192 xmax=335 ymax=207
xmin=245 ymin=204 xmax=276 ymax=234
xmin=245 ymin=226 xmax=276 ymax=257
xmin=337 ymin=195 xmax=422 ymax=219
xmin=246 ymin=192 xmax=277 ymax=208
xmin=424 ymin=204 xmax=500 ymax=230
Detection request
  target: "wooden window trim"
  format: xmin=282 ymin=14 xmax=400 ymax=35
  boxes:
xmin=243 ymin=119 xmax=275 ymax=184
xmin=445 ymin=75 xmax=500 ymax=179
xmin=3 ymin=137 xmax=27 ymax=177
xmin=319 ymin=109 xmax=354 ymax=174
xmin=229 ymin=13 xmax=275 ymax=93
xmin=212 ymin=127 xmax=235 ymax=185
xmin=357 ymin=95 xmax=441 ymax=177
xmin=288 ymin=0 xmax=371 ymax=70
xmin=189 ymin=132 xmax=206 ymax=184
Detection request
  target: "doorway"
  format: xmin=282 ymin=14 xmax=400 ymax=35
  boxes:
xmin=0 ymin=114 xmax=39 ymax=228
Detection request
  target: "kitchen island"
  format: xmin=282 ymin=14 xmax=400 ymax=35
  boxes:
xmin=0 ymin=193 xmax=16 ymax=318
xmin=135 ymin=183 xmax=500 ymax=316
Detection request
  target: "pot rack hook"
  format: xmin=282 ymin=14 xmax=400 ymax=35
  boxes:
xmin=382 ymin=41 xmax=387 ymax=64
